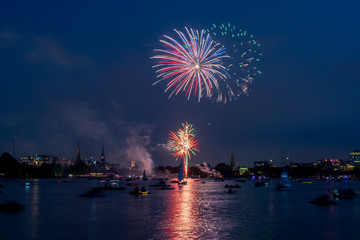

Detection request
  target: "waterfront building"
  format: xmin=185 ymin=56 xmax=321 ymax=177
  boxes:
xmin=84 ymin=156 xmax=96 ymax=166
xmin=20 ymin=154 xmax=57 ymax=166
xmin=239 ymin=167 xmax=248 ymax=175
xmin=349 ymin=150 xmax=360 ymax=166
xmin=316 ymin=159 xmax=341 ymax=171
xmin=339 ymin=161 xmax=355 ymax=172
xmin=254 ymin=161 xmax=269 ymax=168
xmin=290 ymin=162 xmax=315 ymax=168
xmin=57 ymin=157 xmax=75 ymax=167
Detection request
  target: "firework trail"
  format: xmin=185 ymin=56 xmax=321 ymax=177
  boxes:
xmin=205 ymin=23 xmax=262 ymax=103
xmin=169 ymin=122 xmax=199 ymax=178
xmin=152 ymin=27 xmax=229 ymax=102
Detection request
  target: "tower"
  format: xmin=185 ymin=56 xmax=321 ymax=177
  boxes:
xmin=230 ymin=153 xmax=235 ymax=168
xmin=100 ymin=144 xmax=105 ymax=165
xmin=76 ymin=140 xmax=81 ymax=161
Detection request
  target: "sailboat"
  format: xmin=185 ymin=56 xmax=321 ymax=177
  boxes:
xmin=276 ymin=168 xmax=291 ymax=191
xmin=142 ymin=170 xmax=148 ymax=181
xmin=178 ymin=161 xmax=187 ymax=185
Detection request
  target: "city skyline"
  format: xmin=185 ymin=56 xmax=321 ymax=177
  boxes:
xmin=8 ymin=137 xmax=360 ymax=169
xmin=1 ymin=1 xmax=360 ymax=168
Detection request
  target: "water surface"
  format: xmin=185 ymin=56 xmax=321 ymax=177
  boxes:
xmin=1 ymin=179 xmax=360 ymax=240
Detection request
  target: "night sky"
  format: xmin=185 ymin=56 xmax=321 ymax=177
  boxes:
xmin=1 ymin=1 xmax=360 ymax=169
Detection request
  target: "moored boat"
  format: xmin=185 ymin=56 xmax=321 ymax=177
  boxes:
xmin=254 ymin=181 xmax=266 ymax=187
xmin=309 ymin=194 xmax=338 ymax=205
xmin=130 ymin=186 xmax=150 ymax=195
xmin=224 ymin=184 xmax=241 ymax=188
xmin=224 ymin=188 xmax=237 ymax=194
xmin=150 ymin=179 xmax=170 ymax=187
xmin=0 ymin=201 xmax=24 ymax=212
xmin=178 ymin=161 xmax=187 ymax=185
xmin=276 ymin=168 xmax=291 ymax=191
xmin=80 ymin=187 xmax=105 ymax=197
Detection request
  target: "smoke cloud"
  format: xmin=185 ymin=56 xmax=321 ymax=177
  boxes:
xmin=44 ymin=101 xmax=157 ymax=172
xmin=198 ymin=162 xmax=220 ymax=176
xmin=125 ymin=125 xmax=154 ymax=173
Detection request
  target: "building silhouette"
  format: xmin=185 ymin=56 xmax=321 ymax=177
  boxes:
xmin=100 ymin=144 xmax=106 ymax=165
xmin=20 ymin=154 xmax=57 ymax=166
xmin=349 ymin=150 xmax=360 ymax=166
xmin=230 ymin=153 xmax=235 ymax=168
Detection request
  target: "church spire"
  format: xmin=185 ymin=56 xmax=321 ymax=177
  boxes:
xmin=76 ymin=140 xmax=81 ymax=161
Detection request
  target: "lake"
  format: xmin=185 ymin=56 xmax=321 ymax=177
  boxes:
xmin=1 ymin=178 xmax=360 ymax=240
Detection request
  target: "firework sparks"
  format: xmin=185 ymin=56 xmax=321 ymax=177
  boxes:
xmin=205 ymin=23 xmax=262 ymax=103
xmin=152 ymin=27 xmax=229 ymax=102
xmin=169 ymin=122 xmax=199 ymax=178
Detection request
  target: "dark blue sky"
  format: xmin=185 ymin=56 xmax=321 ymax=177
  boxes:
xmin=1 ymin=0 xmax=360 ymax=168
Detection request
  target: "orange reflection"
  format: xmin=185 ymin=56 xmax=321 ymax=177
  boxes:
xmin=164 ymin=180 xmax=200 ymax=239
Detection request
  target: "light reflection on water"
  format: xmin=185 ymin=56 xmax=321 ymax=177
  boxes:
xmin=1 ymin=179 xmax=360 ymax=240
xmin=163 ymin=184 xmax=199 ymax=239
xmin=157 ymin=181 xmax=223 ymax=239
xmin=28 ymin=180 xmax=40 ymax=239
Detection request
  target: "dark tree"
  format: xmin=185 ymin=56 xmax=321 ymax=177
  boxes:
xmin=0 ymin=152 xmax=20 ymax=177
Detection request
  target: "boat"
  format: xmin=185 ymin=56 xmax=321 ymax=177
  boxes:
xmin=332 ymin=188 xmax=358 ymax=199
xmin=130 ymin=190 xmax=150 ymax=195
xmin=177 ymin=161 xmax=187 ymax=185
xmin=297 ymin=179 xmax=312 ymax=184
xmin=276 ymin=168 xmax=291 ymax=191
xmin=224 ymin=188 xmax=237 ymax=194
xmin=0 ymin=201 xmax=24 ymax=212
xmin=103 ymin=182 xmax=126 ymax=191
xmin=277 ymin=184 xmax=292 ymax=191
xmin=157 ymin=186 xmax=175 ymax=190
xmin=178 ymin=181 xmax=187 ymax=185
xmin=224 ymin=184 xmax=241 ymax=188
xmin=104 ymin=186 xmax=125 ymax=191
xmin=80 ymin=188 xmax=105 ymax=197
xmin=150 ymin=179 xmax=170 ymax=187
xmin=254 ymin=181 xmax=266 ymax=187
xmin=142 ymin=170 xmax=148 ymax=181
xmin=309 ymin=194 xmax=338 ymax=205
xmin=126 ymin=183 xmax=137 ymax=186
xmin=130 ymin=187 xmax=150 ymax=195
xmin=235 ymin=179 xmax=246 ymax=183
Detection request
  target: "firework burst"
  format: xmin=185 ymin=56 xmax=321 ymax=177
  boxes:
xmin=152 ymin=27 xmax=229 ymax=102
xmin=169 ymin=122 xmax=199 ymax=177
xmin=205 ymin=23 xmax=263 ymax=103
